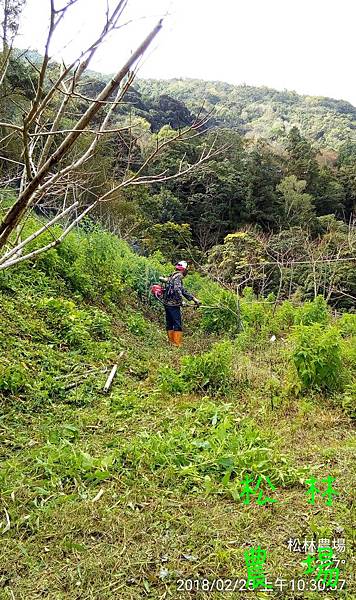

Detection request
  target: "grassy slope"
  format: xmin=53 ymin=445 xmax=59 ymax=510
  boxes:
xmin=0 ymin=231 xmax=355 ymax=600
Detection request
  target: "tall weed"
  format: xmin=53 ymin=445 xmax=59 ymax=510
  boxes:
xmin=293 ymin=295 xmax=330 ymax=326
xmin=181 ymin=341 xmax=234 ymax=393
xmin=157 ymin=341 xmax=235 ymax=395
xmin=291 ymin=323 xmax=343 ymax=392
xmin=39 ymin=297 xmax=112 ymax=348
xmin=337 ymin=313 xmax=356 ymax=337
xmin=185 ymin=273 xmax=241 ymax=334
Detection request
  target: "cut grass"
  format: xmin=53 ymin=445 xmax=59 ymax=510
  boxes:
xmin=1 ymin=370 xmax=354 ymax=599
xmin=1 ymin=258 xmax=355 ymax=599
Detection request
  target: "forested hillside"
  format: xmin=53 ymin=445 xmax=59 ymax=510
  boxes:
xmin=1 ymin=50 xmax=355 ymax=307
xmin=18 ymin=49 xmax=356 ymax=149
xmin=136 ymin=79 xmax=356 ymax=150
xmin=80 ymin=73 xmax=356 ymax=149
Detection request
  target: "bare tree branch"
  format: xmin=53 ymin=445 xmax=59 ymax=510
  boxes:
xmin=0 ymin=3 xmax=223 ymax=271
xmin=0 ymin=17 xmax=163 ymax=250
xmin=0 ymin=200 xmax=79 ymax=264
xmin=0 ymin=201 xmax=94 ymax=270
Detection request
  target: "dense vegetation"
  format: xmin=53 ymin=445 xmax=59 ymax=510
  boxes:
xmin=79 ymin=72 xmax=356 ymax=149
xmin=136 ymin=79 xmax=356 ymax=150
xmin=1 ymin=52 xmax=355 ymax=311
xmin=0 ymin=219 xmax=355 ymax=598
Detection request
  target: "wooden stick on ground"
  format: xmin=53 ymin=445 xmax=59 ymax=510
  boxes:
xmin=103 ymin=351 xmax=125 ymax=393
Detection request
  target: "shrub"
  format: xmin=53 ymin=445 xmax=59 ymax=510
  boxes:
xmin=240 ymin=293 xmax=270 ymax=331
xmin=112 ymin=242 xmax=170 ymax=303
xmin=337 ymin=383 xmax=356 ymax=418
xmin=61 ymin=230 xmax=125 ymax=302
xmin=201 ymin=290 xmax=242 ymax=334
xmin=17 ymin=216 xmax=176 ymax=306
xmin=185 ymin=273 xmax=242 ymax=334
xmin=337 ymin=313 xmax=356 ymax=337
xmin=39 ymin=297 xmax=91 ymax=348
xmin=294 ymin=295 xmax=329 ymax=326
xmin=126 ymin=313 xmax=149 ymax=336
xmin=89 ymin=310 xmax=112 ymax=340
xmin=272 ymin=300 xmax=296 ymax=333
xmin=340 ymin=332 xmax=355 ymax=394
xmin=181 ymin=341 xmax=234 ymax=393
xmin=34 ymin=226 xmax=129 ymax=303
xmin=291 ymin=323 xmax=343 ymax=392
xmin=39 ymin=297 xmax=112 ymax=348
xmin=157 ymin=342 xmax=235 ymax=395
xmin=0 ymin=364 xmax=29 ymax=395
xmin=157 ymin=365 xmax=187 ymax=394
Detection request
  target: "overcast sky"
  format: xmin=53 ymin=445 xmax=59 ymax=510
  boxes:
xmin=17 ymin=0 xmax=356 ymax=105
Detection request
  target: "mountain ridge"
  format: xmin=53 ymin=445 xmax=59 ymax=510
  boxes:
xmin=134 ymin=77 xmax=356 ymax=149
xmin=16 ymin=49 xmax=356 ymax=149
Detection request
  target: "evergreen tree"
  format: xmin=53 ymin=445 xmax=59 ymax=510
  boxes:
xmin=243 ymin=142 xmax=283 ymax=229
xmin=276 ymin=175 xmax=315 ymax=227
xmin=336 ymin=142 xmax=356 ymax=219
xmin=286 ymin=127 xmax=320 ymax=191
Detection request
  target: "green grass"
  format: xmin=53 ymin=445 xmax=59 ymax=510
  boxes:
xmin=0 ymin=224 xmax=355 ymax=599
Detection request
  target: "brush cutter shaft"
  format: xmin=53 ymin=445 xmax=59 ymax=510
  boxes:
xmin=183 ymin=303 xmax=221 ymax=309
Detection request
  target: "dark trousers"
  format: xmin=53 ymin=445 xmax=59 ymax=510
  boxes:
xmin=164 ymin=305 xmax=182 ymax=331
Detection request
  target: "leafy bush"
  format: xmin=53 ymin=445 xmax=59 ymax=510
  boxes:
xmin=39 ymin=297 xmax=91 ymax=348
xmin=337 ymin=313 xmax=356 ymax=337
xmin=272 ymin=300 xmax=296 ymax=332
xmin=0 ymin=364 xmax=29 ymax=395
xmin=89 ymin=310 xmax=112 ymax=340
xmin=33 ymin=227 xmax=122 ymax=302
xmin=33 ymin=223 xmax=166 ymax=304
xmin=126 ymin=313 xmax=149 ymax=336
xmin=39 ymin=297 xmax=112 ymax=348
xmin=202 ymin=290 xmax=242 ymax=334
xmin=157 ymin=365 xmax=187 ymax=394
xmin=181 ymin=341 xmax=234 ymax=393
xmin=185 ymin=273 xmax=242 ymax=334
xmin=291 ymin=323 xmax=343 ymax=392
xmin=240 ymin=290 xmax=270 ymax=331
xmin=340 ymin=332 xmax=355 ymax=395
xmin=157 ymin=342 xmax=235 ymax=395
xmin=112 ymin=241 xmax=169 ymax=302
xmin=293 ymin=295 xmax=329 ymax=326
xmin=336 ymin=383 xmax=356 ymax=418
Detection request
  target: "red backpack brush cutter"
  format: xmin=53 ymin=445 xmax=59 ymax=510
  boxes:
xmin=150 ymin=284 xmax=164 ymax=299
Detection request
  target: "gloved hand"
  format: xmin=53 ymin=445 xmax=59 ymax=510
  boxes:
xmin=193 ymin=297 xmax=201 ymax=307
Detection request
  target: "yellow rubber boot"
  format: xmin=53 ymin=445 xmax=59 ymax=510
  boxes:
xmin=173 ymin=331 xmax=183 ymax=346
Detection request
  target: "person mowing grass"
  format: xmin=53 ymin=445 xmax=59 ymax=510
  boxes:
xmin=159 ymin=260 xmax=200 ymax=346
